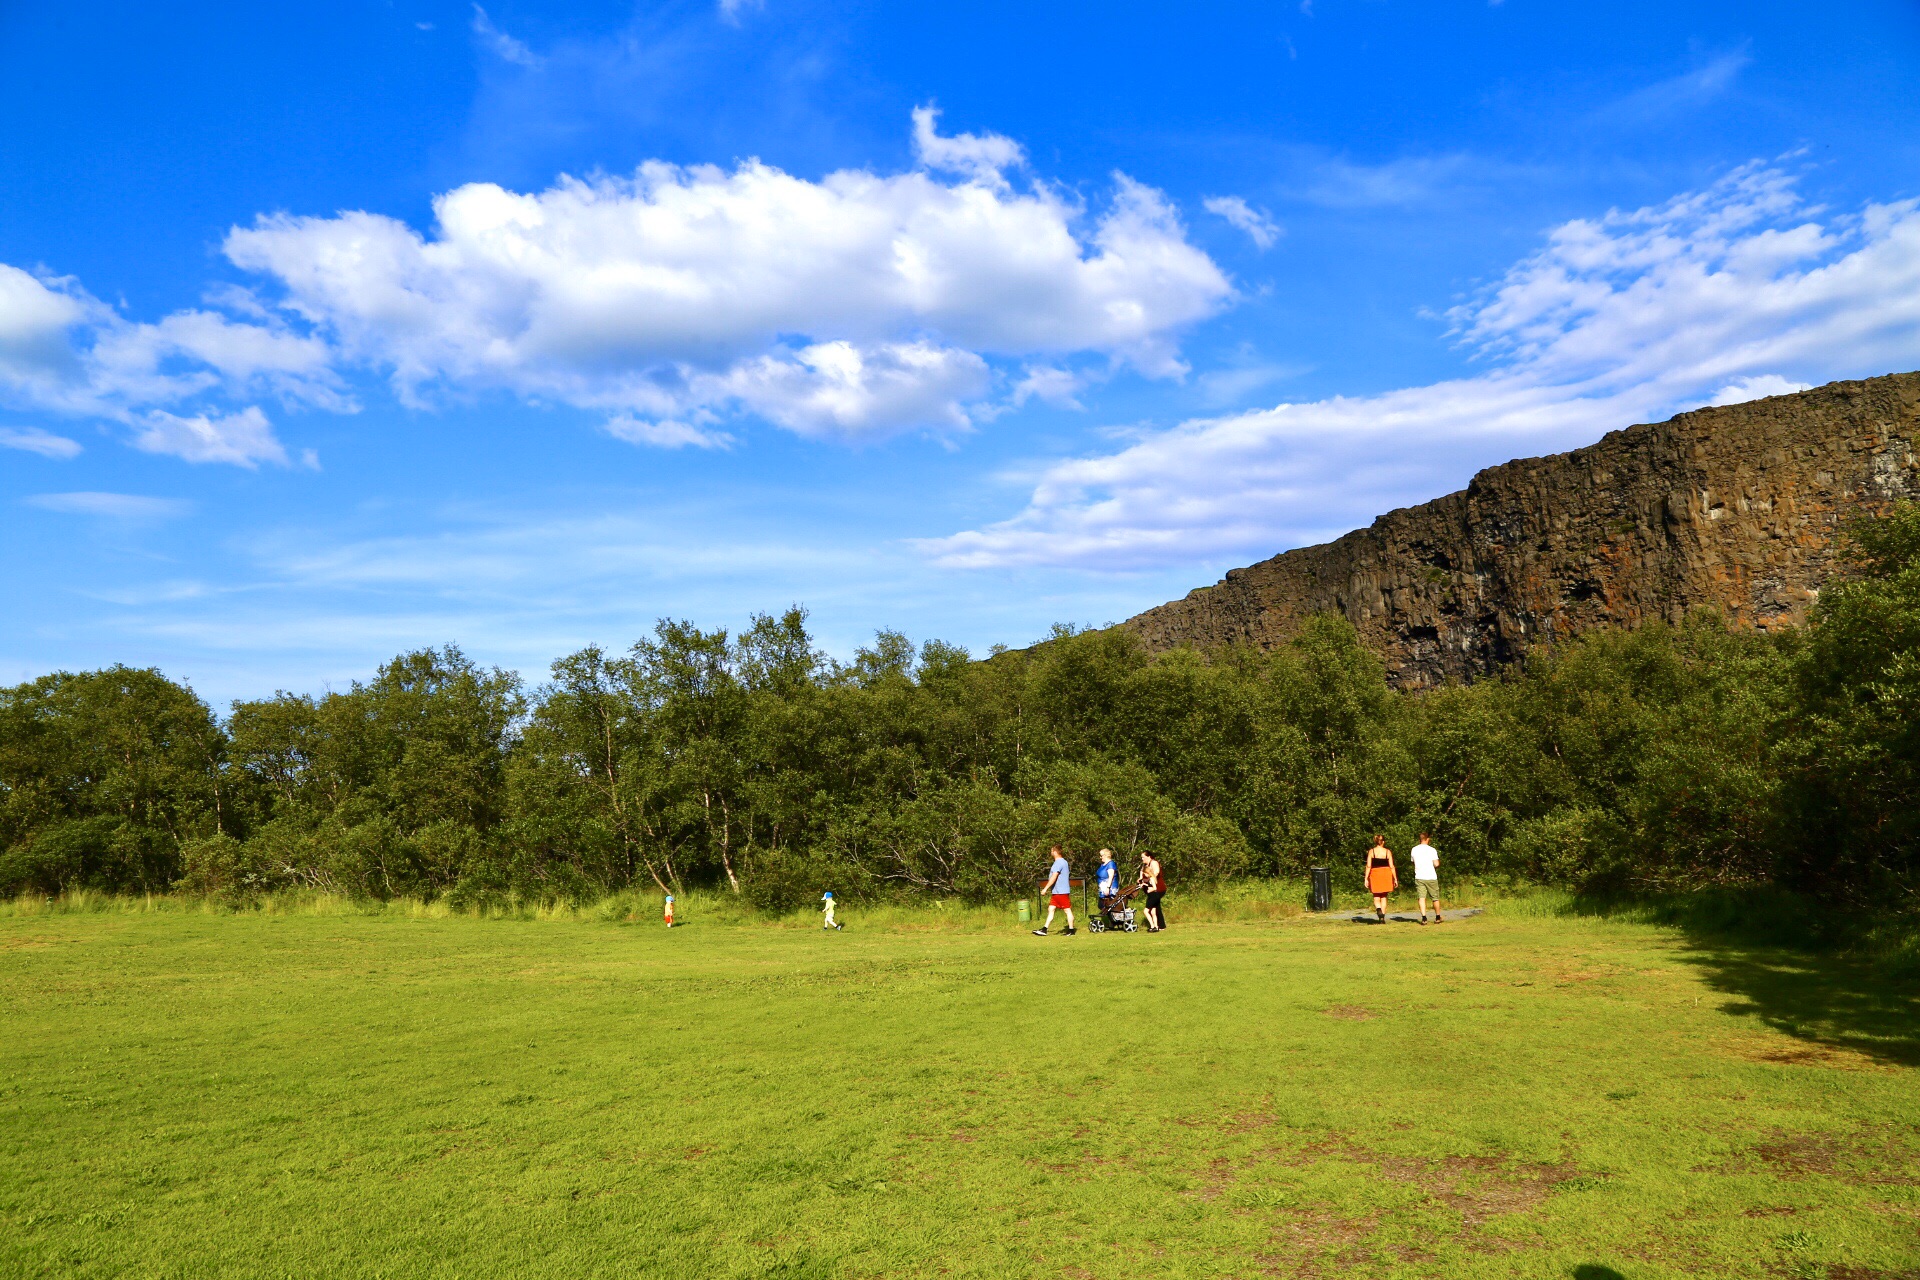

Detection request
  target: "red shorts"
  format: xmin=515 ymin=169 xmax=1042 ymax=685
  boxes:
xmin=1050 ymin=893 xmax=1072 ymax=909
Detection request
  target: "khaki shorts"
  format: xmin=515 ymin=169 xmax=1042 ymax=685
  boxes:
xmin=1416 ymin=879 xmax=1442 ymax=903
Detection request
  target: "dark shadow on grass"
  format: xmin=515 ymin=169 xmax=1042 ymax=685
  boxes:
xmin=1678 ymin=939 xmax=1920 ymax=1067
xmin=1573 ymin=1267 xmax=1627 ymax=1280
xmin=1564 ymin=889 xmax=1920 ymax=1068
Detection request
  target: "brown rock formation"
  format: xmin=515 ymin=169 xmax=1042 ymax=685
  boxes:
xmin=1121 ymin=371 xmax=1920 ymax=689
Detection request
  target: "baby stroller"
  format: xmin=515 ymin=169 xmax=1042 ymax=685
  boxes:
xmin=1084 ymin=878 xmax=1141 ymax=933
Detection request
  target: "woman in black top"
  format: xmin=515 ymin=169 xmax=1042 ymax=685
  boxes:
xmin=1139 ymin=852 xmax=1167 ymax=932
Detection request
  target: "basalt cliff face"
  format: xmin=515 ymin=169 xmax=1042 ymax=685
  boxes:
xmin=1121 ymin=372 xmax=1920 ymax=689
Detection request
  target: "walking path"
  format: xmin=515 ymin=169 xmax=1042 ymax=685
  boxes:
xmin=1347 ymin=907 xmax=1483 ymax=924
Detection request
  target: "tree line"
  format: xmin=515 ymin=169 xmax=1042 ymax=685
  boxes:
xmin=4 ymin=506 xmax=1915 ymax=916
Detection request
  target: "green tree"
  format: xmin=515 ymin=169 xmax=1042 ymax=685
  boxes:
xmin=1778 ymin=502 xmax=1920 ymax=907
xmin=0 ymin=666 xmax=226 ymax=892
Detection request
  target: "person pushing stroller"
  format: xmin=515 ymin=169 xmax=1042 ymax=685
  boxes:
xmin=1095 ymin=849 xmax=1120 ymax=913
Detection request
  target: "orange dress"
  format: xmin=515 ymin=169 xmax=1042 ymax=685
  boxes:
xmin=1366 ymin=855 xmax=1397 ymax=895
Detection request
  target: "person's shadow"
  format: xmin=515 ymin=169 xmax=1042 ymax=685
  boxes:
xmin=1572 ymin=1267 xmax=1626 ymax=1280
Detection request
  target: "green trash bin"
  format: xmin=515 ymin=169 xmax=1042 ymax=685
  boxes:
xmin=1017 ymin=899 xmax=1031 ymax=923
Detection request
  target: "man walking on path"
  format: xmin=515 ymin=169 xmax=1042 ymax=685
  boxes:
xmin=1033 ymin=845 xmax=1075 ymax=936
xmin=1411 ymin=833 xmax=1443 ymax=924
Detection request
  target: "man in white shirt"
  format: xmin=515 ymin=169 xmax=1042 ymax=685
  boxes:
xmin=1410 ymin=832 xmax=1443 ymax=924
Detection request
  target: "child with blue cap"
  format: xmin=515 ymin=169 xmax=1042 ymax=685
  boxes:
xmin=821 ymin=891 xmax=843 ymax=931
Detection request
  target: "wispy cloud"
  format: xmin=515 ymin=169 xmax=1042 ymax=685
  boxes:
xmin=1203 ymin=195 xmax=1282 ymax=249
xmin=604 ymin=415 xmax=734 ymax=450
xmin=1596 ymin=49 xmax=1751 ymax=125
xmin=1296 ymin=151 xmax=1490 ymax=209
xmin=0 ymin=426 xmax=81 ymax=459
xmin=471 ymin=4 xmax=541 ymax=67
xmin=25 ymin=492 xmax=194 ymax=520
xmin=922 ymin=162 xmax=1920 ymax=570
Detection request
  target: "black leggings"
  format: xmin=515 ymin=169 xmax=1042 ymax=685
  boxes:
xmin=1145 ymin=890 xmax=1164 ymax=926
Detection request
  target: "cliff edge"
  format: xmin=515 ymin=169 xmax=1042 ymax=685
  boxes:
xmin=1121 ymin=371 xmax=1920 ymax=688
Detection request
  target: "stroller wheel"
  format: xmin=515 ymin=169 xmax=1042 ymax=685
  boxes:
xmin=1123 ymin=920 xmax=1138 ymax=932
xmin=1088 ymin=918 xmax=1105 ymax=933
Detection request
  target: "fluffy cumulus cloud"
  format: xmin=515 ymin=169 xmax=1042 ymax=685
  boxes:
xmin=129 ymin=407 xmax=290 ymax=468
xmin=925 ymin=163 xmax=1920 ymax=569
xmin=222 ymin=111 xmax=1231 ymax=443
xmin=0 ymin=262 xmax=343 ymax=466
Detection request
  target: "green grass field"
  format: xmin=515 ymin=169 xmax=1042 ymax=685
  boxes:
xmin=2 ymin=897 xmax=1916 ymax=1279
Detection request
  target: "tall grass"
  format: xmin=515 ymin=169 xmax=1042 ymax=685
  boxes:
xmin=1 ymin=875 xmax=1521 ymax=929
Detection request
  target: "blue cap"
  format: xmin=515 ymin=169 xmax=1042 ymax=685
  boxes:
xmin=822 ymin=891 xmax=833 ymax=899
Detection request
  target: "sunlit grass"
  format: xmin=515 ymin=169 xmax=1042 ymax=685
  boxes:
xmin=1 ymin=901 xmax=1914 ymax=1278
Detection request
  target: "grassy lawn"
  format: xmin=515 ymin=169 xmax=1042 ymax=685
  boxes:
xmin=1 ymin=900 xmax=1915 ymax=1279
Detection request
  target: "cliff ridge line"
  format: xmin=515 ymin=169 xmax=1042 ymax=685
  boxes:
xmin=1120 ymin=371 xmax=1920 ymax=688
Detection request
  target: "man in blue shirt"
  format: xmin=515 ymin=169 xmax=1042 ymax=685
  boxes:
xmin=1032 ymin=844 xmax=1075 ymax=936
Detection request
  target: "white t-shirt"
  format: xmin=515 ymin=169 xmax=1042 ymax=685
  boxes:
xmin=1410 ymin=843 xmax=1440 ymax=880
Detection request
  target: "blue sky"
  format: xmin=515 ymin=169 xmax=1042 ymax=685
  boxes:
xmin=4 ymin=0 xmax=1920 ymax=704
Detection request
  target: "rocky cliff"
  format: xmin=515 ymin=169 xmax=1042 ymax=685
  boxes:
xmin=1122 ymin=371 xmax=1920 ymax=688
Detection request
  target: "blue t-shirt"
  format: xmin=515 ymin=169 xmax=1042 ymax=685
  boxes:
xmin=1047 ymin=856 xmax=1070 ymax=895
xmin=1097 ymin=861 xmax=1118 ymax=894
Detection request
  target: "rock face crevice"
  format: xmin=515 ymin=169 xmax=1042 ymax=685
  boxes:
xmin=1121 ymin=372 xmax=1920 ymax=689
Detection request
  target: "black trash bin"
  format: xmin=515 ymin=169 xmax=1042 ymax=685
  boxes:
xmin=1309 ymin=866 xmax=1332 ymax=913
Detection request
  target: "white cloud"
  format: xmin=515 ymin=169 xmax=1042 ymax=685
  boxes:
xmin=1598 ymin=50 xmax=1750 ymax=124
xmin=717 ymin=0 xmax=762 ymax=24
xmin=910 ymin=105 xmax=1024 ymax=188
xmin=130 ymin=407 xmax=290 ymax=468
xmin=1289 ymin=153 xmax=1474 ymax=209
xmin=710 ymin=340 xmax=990 ymax=438
xmin=924 ymin=162 xmax=1920 ymax=570
xmin=1709 ymin=374 xmax=1812 ymax=406
xmin=0 ymin=426 xmax=81 ymax=459
xmin=1012 ymin=365 xmax=1088 ymax=410
xmin=1203 ymin=195 xmax=1281 ymax=249
xmin=604 ymin=415 xmax=732 ymax=449
xmin=471 ymin=5 xmax=540 ymax=66
xmin=222 ymin=112 xmax=1230 ymax=442
xmin=0 ymin=262 xmax=340 ymax=466
xmin=25 ymin=491 xmax=193 ymax=520
xmin=0 ymin=265 xmax=99 ymax=408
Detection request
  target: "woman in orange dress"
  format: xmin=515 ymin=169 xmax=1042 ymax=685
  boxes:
xmin=1362 ymin=835 xmax=1397 ymax=923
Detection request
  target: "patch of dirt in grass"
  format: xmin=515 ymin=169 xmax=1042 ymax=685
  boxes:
xmin=1323 ymin=1005 xmax=1376 ymax=1021
xmin=1714 ymin=1130 xmax=1920 ymax=1187
xmin=1253 ymin=1208 xmax=1379 ymax=1278
xmin=1742 ymin=1205 xmax=1806 ymax=1217
xmin=1380 ymin=1152 xmax=1584 ymax=1226
xmin=1823 ymin=1267 xmax=1920 ymax=1280
xmin=1195 ymin=1155 xmax=1237 ymax=1200
xmin=0 ymin=936 xmax=72 ymax=951
xmin=1288 ymin=1137 xmax=1585 ymax=1226
xmin=1727 ymin=1033 xmax=1895 ymax=1071
xmin=1746 ymin=1133 xmax=1845 ymax=1177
